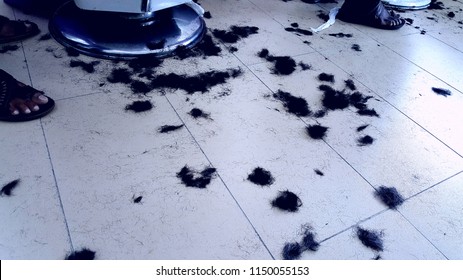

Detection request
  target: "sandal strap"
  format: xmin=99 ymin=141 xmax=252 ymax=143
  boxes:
xmin=0 ymin=69 xmax=14 ymax=109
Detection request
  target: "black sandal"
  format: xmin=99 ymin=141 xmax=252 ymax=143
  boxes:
xmin=337 ymin=1 xmax=405 ymax=30
xmin=0 ymin=70 xmax=55 ymax=122
xmin=0 ymin=15 xmax=40 ymax=44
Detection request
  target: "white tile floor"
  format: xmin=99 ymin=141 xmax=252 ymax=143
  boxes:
xmin=1 ymin=0 xmax=462 ymax=260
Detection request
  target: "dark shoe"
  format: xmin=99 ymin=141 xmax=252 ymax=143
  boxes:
xmin=0 ymin=70 xmax=55 ymax=122
xmin=0 ymin=15 xmax=40 ymax=43
xmin=337 ymin=1 xmax=405 ymax=30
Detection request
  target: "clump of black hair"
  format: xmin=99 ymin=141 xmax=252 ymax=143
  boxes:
xmin=125 ymin=100 xmax=153 ymax=113
xmin=357 ymin=135 xmax=374 ymax=146
xmin=159 ymin=125 xmax=184 ymax=133
xmin=212 ymin=25 xmax=259 ymax=43
xmin=432 ymin=87 xmax=451 ymax=97
xmin=298 ymin=62 xmax=311 ymax=70
xmin=177 ymin=165 xmax=217 ymax=189
xmin=375 ymin=186 xmax=404 ymax=209
xmin=203 ymin=11 xmax=212 ymax=19
xmin=1 ymin=179 xmax=20 ymax=196
xmin=150 ymin=68 xmax=242 ymax=94
xmin=329 ymin=33 xmax=353 ymax=38
xmin=356 ymin=124 xmax=369 ymax=132
xmin=273 ymin=90 xmax=311 ymax=117
xmin=314 ymin=169 xmax=324 ymax=176
xmin=107 ymin=68 xmax=133 ymax=84
xmin=133 ymin=196 xmax=143 ymax=203
xmin=301 ymin=230 xmax=320 ymax=251
xmin=345 ymin=79 xmax=357 ymax=91
xmin=306 ymin=124 xmax=328 ymax=140
xmin=285 ymin=27 xmax=313 ymax=36
xmin=130 ymin=80 xmax=152 ymax=94
xmin=271 ymin=190 xmax=302 ymax=212
xmin=65 ymin=47 xmax=80 ymax=57
xmin=0 ymin=45 xmax=19 ymax=53
xmin=318 ymin=73 xmax=335 ymax=83
xmin=258 ymin=49 xmax=297 ymax=75
xmin=319 ymin=85 xmax=350 ymax=110
xmin=247 ymin=167 xmax=275 ymax=186
xmin=357 ymin=108 xmax=380 ymax=117
xmin=351 ymin=44 xmax=362 ymax=52
xmin=189 ymin=108 xmax=210 ymax=119
xmin=427 ymin=0 xmax=445 ymax=10
xmin=317 ymin=10 xmax=329 ymax=21
xmin=282 ymin=242 xmax=302 ymax=260
xmin=356 ymin=227 xmax=384 ymax=252
xmin=65 ymin=248 xmax=96 ymax=260
xmin=349 ymin=92 xmax=373 ymax=110
xmin=38 ymin=33 xmax=52 ymax=41
xmin=174 ymin=34 xmax=222 ymax=59
xmin=313 ymin=109 xmax=327 ymax=118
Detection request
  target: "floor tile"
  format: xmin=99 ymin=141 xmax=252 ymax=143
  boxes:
xmin=41 ymin=92 xmax=271 ymax=259
xmin=401 ymin=172 xmax=463 ymax=260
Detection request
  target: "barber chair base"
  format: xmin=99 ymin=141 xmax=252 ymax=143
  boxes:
xmin=49 ymin=1 xmax=206 ymax=59
xmin=382 ymin=0 xmax=431 ymax=10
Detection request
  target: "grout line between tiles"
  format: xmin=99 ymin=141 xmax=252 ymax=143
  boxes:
xmin=162 ymin=94 xmax=275 ymax=260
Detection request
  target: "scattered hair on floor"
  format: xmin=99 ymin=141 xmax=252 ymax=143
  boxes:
xmin=258 ymin=49 xmax=297 ymax=75
xmin=65 ymin=248 xmax=96 ymax=260
xmin=303 ymin=40 xmax=311 ymax=46
xmin=38 ymin=33 xmax=52 ymax=41
xmin=133 ymin=196 xmax=143 ymax=203
xmin=404 ymin=18 xmax=414 ymax=25
xmin=356 ymin=124 xmax=369 ymax=132
xmin=174 ymin=34 xmax=222 ymax=59
xmin=317 ymin=10 xmax=329 ymax=22
xmin=130 ymin=80 xmax=151 ymax=94
xmin=301 ymin=230 xmax=320 ymax=251
xmin=306 ymin=124 xmax=328 ymax=140
xmin=357 ymin=135 xmax=374 ymax=146
xmin=313 ymin=109 xmax=327 ymax=118
xmin=345 ymin=79 xmax=357 ymax=91
xmin=0 ymin=45 xmax=19 ymax=53
xmin=432 ymin=87 xmax=451 ymax=97
xmin=125 ymin=100 xmax=153 ymax=113
xmin=1 ymin=179 xmax=20 ymax=196
xmin=212 ymin=25 xmax=259 ymax=43
xmin=291 ymin=22 xmax=299 ymax=28
xmin=351 ymin=44 xmax=362 ymax=52
xmin=375 ymin=186 xmax=405 ymax=209
xmin=285 ymin=27 xmax=313 ymax=36
xmin=203 ymin=11 xmax=212 ymax=19
xmin=189 ymin=108 xmax=210 ymax=119
xmin=247 ymin=167 xmax=275 ymax=186
xmin=69 ymin=60 xmax=100 ymax=73
xmin=314 ymin=169 xmax=324 ymax=176
xmin=159 ymin=125 xmax=184 ymax=133
xmin=319 ymin=84 xmax=350 ymax=110
xmin=328 ymin=33 xmax=353 ymax=38
xmin=357 ymin=108 xmax=380 ymax=117
xmin=150 ymin=68 xmax=242 ymax=94
xmin=349 ymin=92 xmax=374 ymax=110
xmin=271 ymin=190 xmax=302 ymax=212
xmin=356 ymin=227 xmax=384 ymax=252
xmin=146 ymin=39 xmax=166 ymax=50
xmin=107 ymin=68 xmax=133 ymax=84
xmin=177 ymin=165 xmax=217 ymax=189
xmin=273 ymin=90 xmax=311 ymax=117
xmin=282 ymin=242 xmax=302 ymax=260
xmin=318 ymin=73 xmax=335 ymax=83
xmin=65 ymin=47 xmax=80 ymax=57
xmin=421 ymin=30 xmax=426 ymax=35
xmin=373 ymin=254 xmax=382 ymax=260
xmin=427 ymin=0 xmax=445 ymax=10
xmin=298 ymin=62 xmax=312 ymax=70
xmin=229 ymin=46 xmax=238 ymax=53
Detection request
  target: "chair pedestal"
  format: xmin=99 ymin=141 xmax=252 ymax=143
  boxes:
xmin=49 ymin=1 xmax=206 ymax=59
xmin=382 ymin=0 xmax=431 ymax=10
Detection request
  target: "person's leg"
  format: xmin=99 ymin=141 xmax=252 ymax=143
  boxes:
xmin=337 ymin=0 xmax=405 ymax=30
xmin=0 ymin=69 xmax=55 ymax=122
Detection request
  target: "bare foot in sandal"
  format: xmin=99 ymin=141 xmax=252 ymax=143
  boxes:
xmin=0 ymin=69 xmax=55 ymax=122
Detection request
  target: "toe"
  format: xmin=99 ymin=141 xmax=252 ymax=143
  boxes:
xmin=31 ymin=92 xmax=49 ymax=105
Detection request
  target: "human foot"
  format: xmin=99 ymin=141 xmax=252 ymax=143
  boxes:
xmin=0 ymin=70 xmax=54 ymax=122
xmin=0 ymin=15 xmax=40 ymax=43
xmin=337 ymin=1 xmax=405 ymax=30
